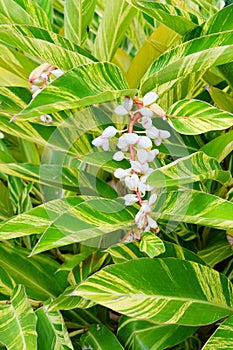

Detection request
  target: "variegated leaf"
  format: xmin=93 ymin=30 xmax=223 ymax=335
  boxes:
xmin=14 ymin=62 xmax=136 ymax=119
xmin=0 ymin=285 xmax=37 ymax=350
xmin=202 ymin=315 xmax=233 ymax=349
xmin=36 ymin=303 xmax=74 ymax=350
xmin=148 ymin=152 xmax=231 ymax=187
xmin=0 ymin=197 xmax=137 ymax=254
xmin=125 ymin=0 xmax=199 ymax=35
xmin=94 ymin=0 xmax=136 ymax=61
xmin=118 ymin=316 xmax=197 ymax=350
xmin=201 ymin=130 xmax=233 ymax=162
xmin=140 ymin=31 xmax=233 ymax=95
xmin=72 ymin=258 xmax=233 ymax=325
xmin=166 ymin=99 xmax=233 ymax=134
xmin=64 ymin=0 xmax=96 ymax=45
xmin=0 ymin=24 xmax=96 ymax=71
xmin=139 ymin=233 xmax=165 ymax=258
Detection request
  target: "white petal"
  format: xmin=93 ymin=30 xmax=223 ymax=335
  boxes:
xmin=125 ymin=133 xmax=139 ymax=145
xmin=141 ymin=162 xmax=149 ymax=174
xmin=122 ymin=97 xmax=133 ymax=111
xmin=154 ymin=138 xmax=162 ymax=146
xmin=146 ymin=126 xmax=159 ymax=139
xmin=40 ymin=114 xmax=53 ymax=123
xmin=130 ymin=160 xmax=143 ymax=173
xmin=31 ymin=77 xmax=43 ymax=84
xmin=114 ymin=105 xmax=128 ymax=115
xmin=139 ymin=107 xmax=154 ymax=117
xmin=135 ymin=210 xmax=147 ymax=229
xmin=117 ymin=135 xmax=128 ymax=149
xmin=30 ymin=85 xmax=40 ymax=92
xmin=32 ymin=89 xmax=41 ymax=99
xmin=137 ymin=149 xmax=149 ymax=164
xmin=125 ymin=174 xmax=139 ymax=191
xmin=0 ymin=132 xmax=4 ymax=139
xmin=141 ymin=117 xmax=152 ymax=130
xmin=102 ymin=126 xmax=117 ymax=138
xmin=102 ymin=139 xmax=109 ymax=151
xmin=138 ymin=136 xmax=152 ymax=149
xmin=41 ymin=72 xmax=48 ymax=80
xmin=143 ymin=91 xmax=159 ymax=106
xmin=149 ymin=193 xmax=157 ymax=206
xmin=113 ymin=151 xmax=125 ymax=161
xmin=124 ymin=194 xmax=139 ymax=206
xmin=141 ymin=202 xmax=151 ymax=213
xmin=148 ymin=149 xmax=159 ymax=162
xmin=147 ymin=216 xmax=159 ymax=230
xmin=114 ymin=168 xmax=131 ymax=179
xmin=159 ymin=130 xmax=171 ymax=139
xmin=92 ymin=136 xmax=104 ymax=147
xmin=51 ymin=69 xmax=64 ymax=78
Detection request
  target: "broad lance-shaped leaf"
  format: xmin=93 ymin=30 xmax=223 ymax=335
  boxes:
xmin=139 ymin=233 xmax=165 ymax=258
xmin=0 ymin=285 xmax=37 ymax=350
xmin=15 ymin=62 xmax=136 ymax=119
xmin=201 ymin=130 xmax=233 ymax=162
xmin=94 ymin=0 xmax=137 ymax=61
xmin=64 ymin=0 xmax=97 ymax=45
xmin=202 ymin=315 xmax=233 ymax=349
xmin=72 ymin=258 xmax=233 ymax=326
xmin=148 ymin=152 xmax=231 ymax=187
xmin=118 ymin=316 xmax=197 ymax=350
xmin=36 ymin=303 xmax=74 ymax=350
xmin=140 ymin=30 xmax=233 ymax=95
xmin=0 ymin=0 xmax=52 ymax=30
xmin=0 ymin=24 xmax=96 ymax=71
xmin=125 ymin=0 xmax=199 ymax=35
xmin=0 ymin=244 xmax=68 ymax=300
xmin=166 ymin=99 xmax=233 ymax=134
xmin=0 ymin=197 xmax=137 ymax=254
xmin=80 ymin=324 xmax=124 ymax=350
xmin=154 ymin=190 xmax=233 ymax=231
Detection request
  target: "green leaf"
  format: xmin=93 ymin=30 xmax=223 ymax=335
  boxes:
xmin=72 ymin=258 xmax=233 ymax=326
xmin=0 ymin=266 xmax=16 ymax=297
xmin=125 ymin=0 xmax=199 ymax=35
xmin=0 ymin=24 xmax=96 ymax=71
xmin=0 ymin=244 xmax=68 ymax=300
xmin=209 ymin=86 xmax=233 ymax=113
xmin=118 ymin=316 xmax=197 ymax=350
xmin=64 ymin=0 xmax=96 ymax=45
xmin=202 ymin=315 xmax=233 ymax=349
xmin=36 ymin=303 xmax=74 ymax=350
xmin=0 ymin=0 xmax=52 ymax=30
xmin=200 ymin=130 xmax=233 ymax=162
xmin=0 ymin=197 xmax=137 ymax=254
xmin=107 ymin=241 xmax=206 ymax=265
xmin=154 ymin=190 xmax=233 ymax=231
xmin=0 ymin=285 xmax=37 ymax=350
xmin=81 ymin=324 xmax=124 ymax=350
xmin=166 ymin=99 xmax=233 ymax=134
xmin=140 ymin=31 xmax=233 ymax=95
xmin=139 ymin=233 xmax=165 ymax=258
xmin=147 ymin=152 xmax=231 ymax=188
xmin=201 ymin=4 xmax=233 ymax=35
xmin=94 ymin=0 xmax=137 ymax=60
xmin=198 ymin=230 xmax=233 ymax=267
xmin=15 ymin=62 xmax=136 ymax=119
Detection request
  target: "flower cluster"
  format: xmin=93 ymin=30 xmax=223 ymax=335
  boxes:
xmin=29 ymin=63 xmax=64 ymax=99
xmin=92 ymin=92 xmax=171 ymax=238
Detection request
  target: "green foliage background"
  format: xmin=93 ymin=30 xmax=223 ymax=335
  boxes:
xmin=0 ymin=0 xmax=233 ymax=349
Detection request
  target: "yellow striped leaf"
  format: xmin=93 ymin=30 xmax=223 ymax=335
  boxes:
xmin=72 ymin=258 xmax=233 ymax=325
xmin=166 ymin=99 xmax=233 ymax=134
xmin=0 ymin=285 xmax=37 ymax=350
xmin=148 ymin=152 xmax=231 ymax=187
xmin=202 ymin=315 xmax=233 ymax=349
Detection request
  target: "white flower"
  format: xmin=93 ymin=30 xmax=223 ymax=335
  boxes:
xmin=145 ymin=216 xmax=159 ymax=232
xmin=114 ymin=97 xmax=133 ymax=115
xmin=139 ymin=107 xmax=154 ymax=117
xmin=138 ymin=176 xmax=153 ymax=196
xmin=138 ymin=136 xmax=152 ymax=149
xmin=114 ymin=168 xmax=131 ymax=179
xmin=30 ymin=84 xmax=40 ymax=92
xmin=134 ymin=194 xmax=158 ymax=231
xmin=40 ymin=114 xmax=53 ymax=123
xmin=142 ymin=92 xmax=159 ymax=106
xmin=113 ymin=151 xmax=125 ymax=161
xmin=117 ymin=133 xmax=139 ymax=149
xmin=102 ymin=126 xmax=117 ymax=138
xmin=124 ymin=194 xmax=139 ymax=206
xmin=125 ymin=174 xmax=139 ymax=191
xmin=141 ymin=117 xmax=152 ymax=129
xmin=51 ymin=69 xmax=64 ymax=78
xmin=130 ymin=160 xmax=149 ymax=174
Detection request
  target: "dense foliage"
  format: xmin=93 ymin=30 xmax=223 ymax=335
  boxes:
xmin=0 ymin=0 xmax=233 ymax=349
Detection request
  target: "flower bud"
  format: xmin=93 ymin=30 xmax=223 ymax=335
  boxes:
xmin=125 ymin=133 xmax=139 ymax=145
xmin=114 ymin=105 xmax=128 ymax=115
xmin=139 ymin=107 xmax=154 ymax=117
xmin=102 ymin=126 xmax=117 ymax=138
xmin=124 ymin=194 xmax=139 ymax=206
xmin=142 ymin=92 xmax=158 ymax=106
xmin=138 ymin=136 xmax=152 ymax=149
xmin=141 ymin=117 xmax=152 ymax=129
xmin=113 ymin=151 xmax=125 ymax=161
xmin=114 ymin=168 xmax=131 ymax=179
